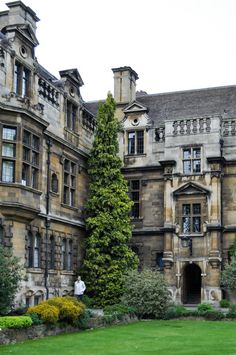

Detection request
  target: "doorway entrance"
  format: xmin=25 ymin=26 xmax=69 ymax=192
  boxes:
xmin=183 ymin=263 xmax=201 ymax=304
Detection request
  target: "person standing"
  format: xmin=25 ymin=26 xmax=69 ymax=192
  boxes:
xmin=74 ymin=276 xmax=86 ymax=300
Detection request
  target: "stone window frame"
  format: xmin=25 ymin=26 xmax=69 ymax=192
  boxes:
xmin=49 ymin=235 xmax=56 ymax=270
xmin=27 ymin=231 xmax=41 ymax=269
xmin=62 ymin=158 xmax=77 ymax=208
xmin=13 ymin=60 xmax=31 ymax=97
xmin=126 ymin=129 xmax=145 ymax=155
xmin=182 ymin=146 xmax=202 ymax=175
xmin=66 ymin=100 xmax=78 ymax=131
xmin=128 ymin=179 xmax=141 ymax=219
xmin=0 ymin=125 xmax=17 ymax=183
xmin=22 ymin=129 xmax=40 ymax=189
xmin=177 ymin=196 xmax=207 ymax=236
xmin=61 ymin=237 xmax=73 ymax=271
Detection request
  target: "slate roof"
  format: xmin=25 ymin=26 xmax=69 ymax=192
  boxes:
xmin=85 ymin=85 xmax=236 ymax=126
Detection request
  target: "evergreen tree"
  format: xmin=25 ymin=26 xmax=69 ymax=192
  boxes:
xmin=81 ymin=93 xmax=138 ymax=307
xmin=0 ymin=245 xmax=23 ymax=314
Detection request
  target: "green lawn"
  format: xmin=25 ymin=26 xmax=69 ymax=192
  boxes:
xmin=1 ymin=320 xmax=236 ymax=354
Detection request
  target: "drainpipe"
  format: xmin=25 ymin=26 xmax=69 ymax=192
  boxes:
xmin=44 ymin=139 xmax=52 ymax=299
xmin=220 ymin=138 xmax=224 ymax=271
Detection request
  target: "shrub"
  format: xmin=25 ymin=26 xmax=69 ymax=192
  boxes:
xmin=226 ymin=304 xmax=236 ymax=318
xmin=47 ymin=297 xmax=85 ymax=324
xmin=27 ymin=312 xmax=43 ymax=325
xmin=221 ymin=257 xmax=236 ymax=290
xmin=164 ymin=305 xmax=189 ymax=319
xmin=122 ymin=268 xmax=170 ymax=319
xmin=75 ymin=309 xmax=91 ymax=330
xmin=82 ymin=295 xmax=94 ymax=308
xmin=220 ymin=299 xmax=230 ymax=308
xmin=0 ymin=316 xmax=32 ymax=329
xmin=203 ymin=310 xmax=225 ymax=320
xmin=27 ymin=302 xmax=59 ymax=324
xmin=197 ymin=303 xmax=213 ymax=314
xmin=0 ymin=245 xmax=24 ymax=315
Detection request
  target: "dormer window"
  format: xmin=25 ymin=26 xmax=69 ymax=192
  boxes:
xmin=183 ymin=147 xmax=201 ymax=174
xmin=14 ymin=61 xmax=30 ymax=97
xmin=128 ymin=130 xmax=144 ymax=155
xmin=66 ymin=101 xmax=77 ymax=131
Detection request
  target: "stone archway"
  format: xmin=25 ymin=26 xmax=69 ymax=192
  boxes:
xmin=182 ymin=263 xmax=201 ymax=304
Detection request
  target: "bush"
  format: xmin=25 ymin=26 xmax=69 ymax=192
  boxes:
xmin=82 ymin=295 xmax=94 ymax=308
xmin=221 ymin=257 xmax=236 ymax=290
xmin=220 ymin=299 xmax=230 ymax=308
xmin=122 ymin=268 xmax=170 ymax=319
xmin=197 ymin=303 xmax=213 ymax=314
xmin=47 ymin=297 xmax=85 ymax=324
xmin=27 ymin=312 xmax=43 ymax=325
xmin=164 ymin=305 xmax=190 ymax=319
xmin=226 ymin=304 xmax=236 ymax=318
xmin=27 ymin=302 xmax=59 ymax=324
xmin=0 ymin=316 xmax=32 ymax=329
xmin=75 ymin=309 xmax=91 ymax=329
xmin=203 ymin=310 xmax=225 ymax=320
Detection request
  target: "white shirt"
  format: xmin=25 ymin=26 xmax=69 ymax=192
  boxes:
xmin=74 ymin=280 xmax=86 ymax=295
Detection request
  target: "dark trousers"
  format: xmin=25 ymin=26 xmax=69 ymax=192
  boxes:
xmin=76 ymin=294 xmax=83 ymax=301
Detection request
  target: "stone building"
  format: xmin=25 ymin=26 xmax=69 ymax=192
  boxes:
xmin=87 ymin=66 xmax=236 ymax=305
xmin=1 ymin=1 xmax=236 ymax=307
xmin=0 ymin=1 xmax=95 ymax=307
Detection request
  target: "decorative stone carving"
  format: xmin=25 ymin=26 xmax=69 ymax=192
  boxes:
xmin=155 ymin=127 xmax=165 ymax=142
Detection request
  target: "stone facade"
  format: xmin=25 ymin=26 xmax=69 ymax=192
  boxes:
xmin=1 ymin=1 xmax=236 ymax=307
xmin=87 ymin=66 xmax=236 ymax=305
xmin=0 ymin=1 xmax=95 ymax=307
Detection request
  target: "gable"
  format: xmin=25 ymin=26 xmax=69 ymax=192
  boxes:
xmin=123 ymin=100 xmax=148 ymax=114
xmin=173 ymin=182 xmax=210 ymax=196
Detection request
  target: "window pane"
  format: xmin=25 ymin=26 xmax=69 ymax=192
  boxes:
xmin=14 ymin=63 xmax=21 ymax=94
xmin=2 ymin=143 xmax=15 ymax=157
xmin=3 ymin=127 xmax=16 ymax=140
xmin=182 ymin=217 xmax=191 ymax=233
xmin=32 ymin=151 xmax=39 ymax=165
xmin=183 ymin=149 xmax=191 ymax=159
xmin=183 ymin=160 xmax=191 ymax=174
xmin=32 ymin=168 xmax=38 ymax=188
xmin=132 ymin=203 xmax=140 ymax=218
xmin=128 ymin=132 xmax=135 ymax=154
xmin=2 ymin=160 xmax=14 ymax=182
xmin=70 ymin=189 xmax=75 ymax=206
xmin=64 ymin=159 xmax=70 ymax=172
xmin=22 ymin=164 xmax=30 ymax=186
xmin=23 ymin=130 xmax=31 ymax=145
xmin=193 ymin=204 xmax=201 ymax=215
xmin=131 ymin=180 xmax=140 ymax=190
xmin=22 ymin=68 xmax=29 ymax=96
xmin=63 ymin=187 xmax=69 ymax=204
xmin=183 ymin=204 xmax=191 ymax=215
xmin=32 ymin=135 xmax=39 ymax=150
xmin=137 ymin=131 xmax=144 ymax=154
xmin=23 ymin=147 xmax=30 ymax=161
xmin=193 ymin=160 xmax=201 ymax=173
xmin=132 ymin=191 xmax=139 ymax=202
xmin=193 ymin=148 xmax=201 ymax=159
xmin=193 ymin=217 xmax=201 ymax=232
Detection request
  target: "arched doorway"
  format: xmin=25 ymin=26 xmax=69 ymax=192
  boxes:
xmin=183 ymin=263 xmax=201 ymax=304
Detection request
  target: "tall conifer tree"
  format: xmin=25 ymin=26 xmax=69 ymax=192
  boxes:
xmin=81 ymin=93 xmax=138 ymax=307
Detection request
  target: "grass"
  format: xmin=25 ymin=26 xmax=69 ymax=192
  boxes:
xmin=1 ymin=320 xmax=236 ymax=354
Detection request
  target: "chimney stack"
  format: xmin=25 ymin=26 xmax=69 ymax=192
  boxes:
xmin=112 ymin=66 xmax=139 ymax=104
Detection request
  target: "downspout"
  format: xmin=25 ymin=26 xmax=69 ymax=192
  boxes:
xmin=44 ymin=139 xmax=52 ymax=299
xmin=220 ymin=138 xmax=224 ymax=271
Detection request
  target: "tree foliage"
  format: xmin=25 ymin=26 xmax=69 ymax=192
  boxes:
xmin=221 ymin=257 xmax=236 ymax=290
xmin=81 ymin=93 xmax=138 ymax=307
xmin=0 ymin=245 xmax=24 ymax=314
xmin=122 ymin=268 xmax=170 ymax=319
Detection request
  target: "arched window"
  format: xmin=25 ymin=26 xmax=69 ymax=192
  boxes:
xmin=34 ymin=233 xmax=41 ymax=268
xmin=62 ymin=238 xmax=67 ymax=270
xmin=51 ymin=173 xmax=58 ymax=193
xmin=68 ymin=240 xmax=73 ymax=271
xmin=49 ymin=235 xmax=55 ymax=269
xmin=27 ymin=232 xmax=33 ymax=267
